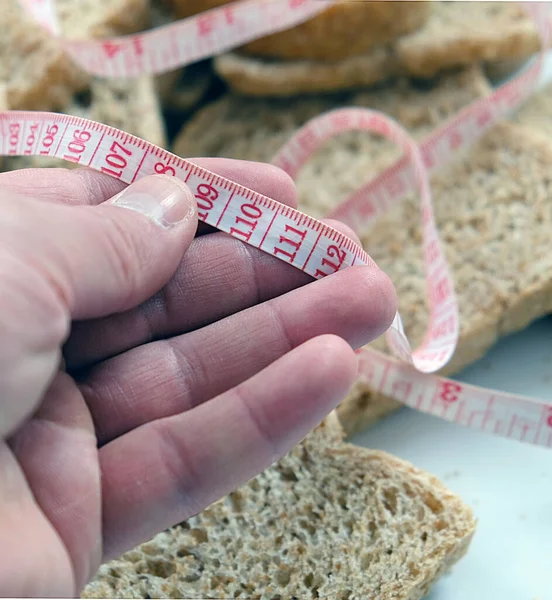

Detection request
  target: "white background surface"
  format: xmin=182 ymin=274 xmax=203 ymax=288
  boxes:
xmin=352 ymin=40 xmax=552 ymax=600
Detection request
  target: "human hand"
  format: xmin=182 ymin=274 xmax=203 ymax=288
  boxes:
xmin=0 ymin=160 xmax=396 ymax=597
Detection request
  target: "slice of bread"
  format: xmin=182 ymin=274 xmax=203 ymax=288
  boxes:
xmin=340 ymin=122 xmax=552 ymax=436
xmin=0 ymin=0 xmax=151 ymax=111
xmin=55 ymin=0 xmax=151 ymax=39
xmin=2 ymin=0 xmax=162 ymax=171
xmin=214 ymin=47 xmax=398 ymax=97
xmin=173 ymin=66 xmax=491 ymax=220
xmin=172 ymin=68 xmax=552 ymax=438
xmin=165 ymin=0 xmax=431 ymax=61
xmin=81 ymin=412 xmax=476 ymax=599
xmin=212 ymin=1 xmax=539 ymax=96
xmin=395 ymin=0 xmax=540 ymax=78
xmin=0 ymin=0 xmax=88 ymax=110
xmin=511 ymin=79 xmax=552 ymax=140
xmin=2 ymin=76 xmax=167 ymax=172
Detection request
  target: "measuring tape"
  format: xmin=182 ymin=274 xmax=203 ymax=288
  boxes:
xmin=3 ymin=0 xmax=552 ymax=448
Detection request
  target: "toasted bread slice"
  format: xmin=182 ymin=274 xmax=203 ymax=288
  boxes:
xmin=82 ymin=412 xmax=476 ymax=599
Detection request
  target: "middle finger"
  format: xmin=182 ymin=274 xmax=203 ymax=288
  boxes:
xmin=79 ymin=263 xmax=395 ymax=445
xmin=66 ymin=219 xmax=363 ymax=368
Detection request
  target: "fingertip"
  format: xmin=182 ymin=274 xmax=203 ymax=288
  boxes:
xmin=311 ymin=264 xmax=397 ymax=348
xmin=262 ymin=335 xmax=358 ymax=443
xmin=258 ymin=161 xmax=298 ymax=208
xmin=304 ymin=334 xmax=358 ymax=393
xmin=368 ymin=266 xmax=398 ymax=334
xmin=322 ymin=218 xmax=363 ymax=247
xmin=189 ymin=157 xmax=298 ymax=209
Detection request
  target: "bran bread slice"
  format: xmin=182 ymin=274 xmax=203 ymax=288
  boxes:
xmin=2 ymin=0 xmax=163 ymax=171
xmin=212 ymin=1 xmax=539 ymax=97
xmin=2 ymin=76 xmax=167 ymax=172
xmin=340 ymin=122 xmax=552 ymax=436
xmin=511 ymin=79 xmax=552 ymax=140
xmin=0 ymin=0 xmax=88 ymax=111
xmin=81 ymin=412 xmax=476 ymax=599
xmin=173 ymin=66 xmax=491 ymax=221
xmin=164 ymin=0 xmax=431 ymax=61
xmin=0 ymin=0 xmax=152 ymax=111
xmin=395 ymin=0 xmax=540 ymax=78
xmin=54 ymin=0 xmax=151 ymax=39
xmin=214 ymin=47 xmax=399 ymax=97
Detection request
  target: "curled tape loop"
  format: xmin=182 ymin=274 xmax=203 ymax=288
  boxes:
xmin=272 ymin=107 xmax=459 ymax=374
xmin=3 ymin=0 xmax=552 ymax=447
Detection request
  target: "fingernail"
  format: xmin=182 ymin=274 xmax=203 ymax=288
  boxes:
xmin=108 ymin=175 xmax=194 ymax=228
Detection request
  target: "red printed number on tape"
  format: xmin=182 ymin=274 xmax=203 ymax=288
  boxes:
xmin=3 ymin=1 xmax=552 ymax=449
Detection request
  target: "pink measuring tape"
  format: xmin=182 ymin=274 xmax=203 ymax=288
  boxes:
xmin=3 ymin=0 xmax=552 ymax=447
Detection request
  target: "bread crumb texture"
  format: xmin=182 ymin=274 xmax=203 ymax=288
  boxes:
xmin=82 ymin=416 xmax=475 ymax=599
xmin=0 ymin=0 xmax=88 ymax=110
xmin=396 ymin=1 xmax=539 ymax=77
xmin=341 ymin=121 xmax=552 ymax=434
xmin=174 ymin=67 xmax=491 ymax=219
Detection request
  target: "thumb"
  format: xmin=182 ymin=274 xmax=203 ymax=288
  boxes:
xmin=22 ymin=174 xmax=198 ymax=321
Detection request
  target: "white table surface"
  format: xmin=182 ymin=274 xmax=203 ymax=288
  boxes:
xmin=351 ymin=35 xmax=552 ymax=600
